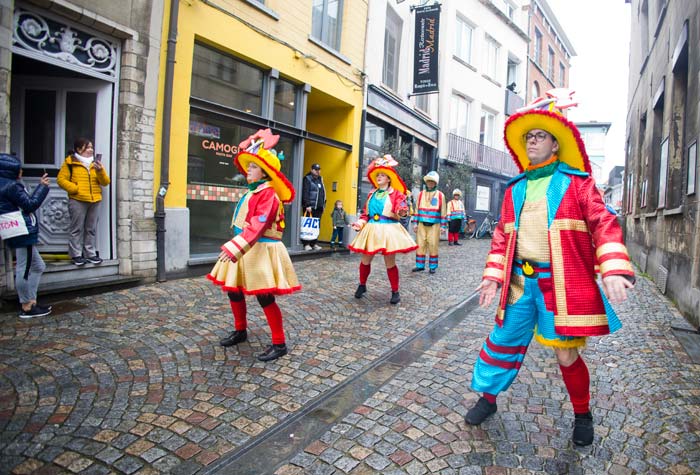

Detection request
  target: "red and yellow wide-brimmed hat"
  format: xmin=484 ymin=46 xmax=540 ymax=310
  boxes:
xmin=504 ymin=88 xmax=591 ymax=174
xmin=235 ymin=128 xmax=295 ymax=203
xmin=367 ymin=155 xmax=408 ymax=195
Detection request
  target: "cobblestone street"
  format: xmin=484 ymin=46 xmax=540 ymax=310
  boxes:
xmin=1 ymin=240 xmax=699 ymax=474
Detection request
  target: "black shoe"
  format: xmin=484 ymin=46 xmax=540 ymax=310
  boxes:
xmin=390 ymin=291 xmax=400 ymax=304
xmin=219 ymin=330 xmax=247 ymax=347
xmin=464 ymin=397 xmax=497 ymax=425
xmin=257 ymin=344 xmax=287 ymax=362
xmin=86 ymin=255 xmax=103 ymax=264
xmin=453 ymin=241 xmax=462 ymax=246
xmin=412 ymin=267 xmax=425 ymax=272
xmin=354 ymin=284 xmax=367 ymax=298
xmin=429 ymin=268 xmax=436 ymax=274
xmin=36 ymin=304 xmax=52 ymax=313
xmin=72 ymin=256 xmax=86 ymax=266
xmin=573 ymin=412 xmax=594 ymax=446
xmin=19 ymin=304 xmax=52 ymax=319
xmin=448 ymin=242 xmax=453 ymax=246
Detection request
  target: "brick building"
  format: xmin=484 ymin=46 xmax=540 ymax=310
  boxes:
xmin=524 ymin=0 xmax=575 ymax=102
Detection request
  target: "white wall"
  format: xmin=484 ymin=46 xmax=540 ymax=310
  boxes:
xmin=365 ymin=0 xmax=438 ymax=122
xmin=438 ymin=0 xmax=529 ymax=157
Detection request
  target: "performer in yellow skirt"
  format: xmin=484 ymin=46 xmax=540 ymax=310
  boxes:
xmin=207 ymin=129 xmax=300 ymax=362
xmin=349 ymin=155 xmax=417 ymax=304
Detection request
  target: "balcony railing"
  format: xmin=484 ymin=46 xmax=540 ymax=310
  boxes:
xmin=446 ymin=133 xmax=520 ymax=177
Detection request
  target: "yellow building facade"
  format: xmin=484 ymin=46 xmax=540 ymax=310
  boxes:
xmin=155 ymin=0 xmax=367 ymax=270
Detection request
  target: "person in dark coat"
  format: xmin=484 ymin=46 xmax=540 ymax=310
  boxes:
xmin=0 ymin=154 xmax=51 ymax=318
xmin=301 ymin=163 xmax=326 ymax=250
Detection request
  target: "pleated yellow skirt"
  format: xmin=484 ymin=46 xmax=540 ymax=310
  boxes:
xmin=349 ymin=222 xmax=418 ymax=256
xmin=207 ymin=241 xmax=301 ymax=295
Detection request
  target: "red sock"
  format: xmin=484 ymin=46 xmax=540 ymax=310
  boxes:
xmin=262 ymin=302 xmax=286 ymax=345
xmin=386 ymin=265 xmax=399 ymax=292
xmin=560 ymin=356 xmax=590 ymax=414
xmin=359 ymin=262 xmax=371 ymax=285
xmin=229 ymin=299 xmax=247 ymax=331
xmin=483 ymin=393 xmax=497 ymax=404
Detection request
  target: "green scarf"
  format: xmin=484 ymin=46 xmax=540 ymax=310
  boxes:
xmin=525 ymin=160 xmax=559 ymax=180
xmin=247 ymin=179 xmax=269 ymax=191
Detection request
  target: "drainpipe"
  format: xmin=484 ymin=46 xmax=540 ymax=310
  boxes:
xmin=156 ymin=0 xmax=179 ymax=282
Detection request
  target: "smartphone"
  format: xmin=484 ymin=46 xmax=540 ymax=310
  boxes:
xmin=95 ymin=153 xmax=102 ymax=163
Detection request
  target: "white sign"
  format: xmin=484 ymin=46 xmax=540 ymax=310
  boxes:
xmin=475 ymin=185 xmax=491 ymax=211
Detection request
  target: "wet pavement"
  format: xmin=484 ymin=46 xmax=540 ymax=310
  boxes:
xmin=1 ymin=239 xmax=699 ymax=474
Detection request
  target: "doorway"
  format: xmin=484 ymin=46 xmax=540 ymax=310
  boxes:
xmin=10 ymin=73 xmax=115 ymax=258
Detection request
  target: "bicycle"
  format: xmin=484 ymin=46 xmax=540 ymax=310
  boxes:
xmin=463 ymin=215 xmax=477 ymax=239
xmin=475 ymin=214 xmax=497 ymax=239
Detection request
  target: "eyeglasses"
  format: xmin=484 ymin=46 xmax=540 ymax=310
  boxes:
xmin=523 ymin=132 xmax=551 ymax=143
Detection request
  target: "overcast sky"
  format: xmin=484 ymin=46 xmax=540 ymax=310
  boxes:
xmin=546 ymin=0 xmax=632 ymax=178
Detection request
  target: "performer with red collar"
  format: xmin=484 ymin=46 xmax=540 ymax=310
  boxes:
xmin=349 ymin=155 xmax=417 ymax=304
xmin=464 ymin=90 xmax=635 ymax=447
xmin=208 ymin=129 xmax=301 ymax=362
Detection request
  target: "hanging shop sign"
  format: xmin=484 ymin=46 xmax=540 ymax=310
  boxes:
xmin=413 ymin=4 xmax=440 ymax=94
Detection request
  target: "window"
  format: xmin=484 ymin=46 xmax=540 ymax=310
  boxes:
xmin=480 ymin=109 xmax=496 ymax=147
xmin=531 ymin=80 xmax=540 ymax=101
xmin=688 ymin=141 xmax=697 ymax=195
xmin=383 ymin=7 xmax=402 ymax=91
xmin=191 ymin=43 xmax=263 ymax=115
xmin=547 ymin=47 xmax=555 ymax=79
xmin=559 ymin=62 xmax=566 ymax=87
xmin=449 ymin=94 xmax=470 ymax=137
xmin=273 ymin=79 xmax=297 ymax=126
xmin=506 ymin=58 xmax=518 ymax=88
xmin=484 ymin=36 xmax=500 ymax=80
xmin=534 ymin=28 xmax=542 ymax=64
xmin=650 ymin=84 xmax=664 ymax=209
xmin=455 ymin=17 xmax=473 ymax=64
xmin=415 ymin=94 xmax=430 ymax=113
xmin=312 ymin=0 xmax=343 ymax=51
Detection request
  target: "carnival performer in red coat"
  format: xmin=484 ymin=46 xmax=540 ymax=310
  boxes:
xmin=349 ymin=155 xmax=417 ymax=304
xmin=208 ymin=129 xmax=301 ymax=362
xmin=464 ymin=90 xmax=635 ymax=447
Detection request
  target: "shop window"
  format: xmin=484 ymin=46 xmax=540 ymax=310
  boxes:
xmin=191 ymin=43 xmax=263 ymax=115
xmin=454 ymin=16 xmax=473 ymax=64
xmin=383 ymin=6 xmax=402 ymax=91
xmin=273 ymin=79 xmax=297 ymax=126
xmin=186 ymin=112 xmax=296 ymax=254
xmin=311 ymin=0 xmax=343 ymax=51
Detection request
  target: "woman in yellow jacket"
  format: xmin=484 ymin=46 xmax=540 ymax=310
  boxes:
xmin=57 ymin=138 xmax=111 ymax=266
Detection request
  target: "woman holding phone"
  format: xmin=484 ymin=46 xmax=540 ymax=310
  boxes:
xmin=57 ymin=138 xmax=111 ymax=266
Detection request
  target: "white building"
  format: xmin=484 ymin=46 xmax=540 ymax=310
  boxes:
xmin=439 ymin=0 xmax=529 ymax=155
xmin=439 ymin=0 xmax=529 ymax=218
xmin=361 ymin=0 xmax=441 ymax=203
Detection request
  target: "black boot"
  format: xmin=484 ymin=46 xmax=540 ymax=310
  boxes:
xmin=257 ymin=344 xmax=288 ymax=362
xmin=429 ymin=268 xmax=436 ymax=274
xmin=412 ymin=267 xmax=425 ymax=272
xmin=220 ymin=330 xmax=247 ymax=347
xmin=390 ymin=291 xmax=400 ymax=304
xmin=464 ymin=397 xmax=497 ymax=425
xmin=354 ymin=284 xmax=367 ymax=298
xmin=572 ymin=412 xmax=594 ymax=446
